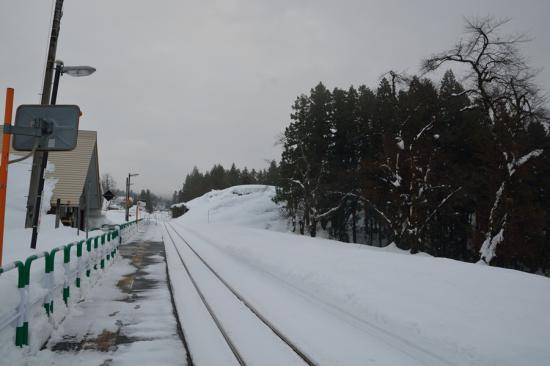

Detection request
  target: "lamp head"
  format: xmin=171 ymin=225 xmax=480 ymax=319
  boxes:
xmin=62 ymin=66 xmax=96 ymax=77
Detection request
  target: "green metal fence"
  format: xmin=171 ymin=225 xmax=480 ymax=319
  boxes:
xmin=0 ymin=219 xmax=143 ymax=347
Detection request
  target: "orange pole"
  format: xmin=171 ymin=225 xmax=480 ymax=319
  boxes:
xmin=0 ymin=88 xmax=14 ymax=266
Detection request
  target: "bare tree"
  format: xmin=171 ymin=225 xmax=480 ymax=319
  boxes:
xmin=422 ymin=16 xmax=547 ymax=264
xmin=101 ymin=173 xmax=117 ymax=194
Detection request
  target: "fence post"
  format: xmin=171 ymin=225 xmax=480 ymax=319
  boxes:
xmin=106 ymin=233 xmax=111 ymax=262
xmin=76 ymin=240 xmax=84 ymax=288
xmin=44 ymin=249 xmax=57 ymax=316
xmin=62 ymin=243 xmax=74 ymax=306
xmin=93 ymin=237 xmax=99 ymax=271
xmin=100 ymin=235 xmax=105 ymax=270
xmin=16 ymin=254 xmax=43 ymax=346
xmin=86 ymin=238 xmax=92 ymax=277
xmin=8 ymin=261 xmax=26 ymax=347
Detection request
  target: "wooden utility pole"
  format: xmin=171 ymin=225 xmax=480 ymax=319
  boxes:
xmin=26 ymin=0 xmax=64 ymax=249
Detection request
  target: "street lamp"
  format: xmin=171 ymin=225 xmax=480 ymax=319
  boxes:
xmin=51 ymin=60 xmax=96 ymax=105
xmin=125 ymin=173 xmax=139 ymax=222
xmin=62 ymin=66 xmax=96 ymax=77
xmin=29 ymin=59 xmax=96 ymax=249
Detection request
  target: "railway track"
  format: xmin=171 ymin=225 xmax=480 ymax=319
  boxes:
xmin=167 ymin=222 xmax=459 ymax=366
xmin=163 ymin=222 xmax=319 ymax=366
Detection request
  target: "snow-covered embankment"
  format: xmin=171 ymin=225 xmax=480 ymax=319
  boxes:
xmin=171 ymin=185 xmax=550 ymax=365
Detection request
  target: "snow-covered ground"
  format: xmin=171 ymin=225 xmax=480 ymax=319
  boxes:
xmin=0 ymin=156 xmax=147 ymax=363
xmin=27 ymin=222 xmax=187 ymax=366
xmin=1 ymin=154 xmax=149 ymax=265
xmin=2 ymin=155 xmax=107 ymax=265
xmin=166 ymin=185 xmax=550 ymax=366
xmin=3 ymin=181 xmax=549 ymax=365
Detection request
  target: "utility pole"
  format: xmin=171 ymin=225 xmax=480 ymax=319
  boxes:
xmin=125 ymin=176 xmax=129 ymax=221
xmin=25 ymin=0 xmax=64 ymax=249
xmin=125 ymin=173 xmax=139 ymax=222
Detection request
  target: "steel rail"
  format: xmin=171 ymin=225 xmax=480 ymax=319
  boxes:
xmin=163 ymin=225 xmax=246 ymax=366
xmin=165 ymin=223 xmax=319 ymax=366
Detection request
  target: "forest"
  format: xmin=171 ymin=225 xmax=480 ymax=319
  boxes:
xmin=274 ymin=18 xmax=550 ymax=274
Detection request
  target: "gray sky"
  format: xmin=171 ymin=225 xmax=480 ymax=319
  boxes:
xmin=1 ymin=1 xmax=549 ymax=195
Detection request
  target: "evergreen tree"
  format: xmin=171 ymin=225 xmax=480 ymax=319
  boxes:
xmin=228 ymin=163 xmax=240 ymax=186
xmin=145 ymin=189 xmax=153 ymax=213
xmin=240 ymin=167 xmax=252 ymax=184
xmin=264 ymin=160 xmax=280 ymax=185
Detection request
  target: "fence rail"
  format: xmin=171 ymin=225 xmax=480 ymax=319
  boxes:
xmin=0 ymin=219 xmax=143 ymax=347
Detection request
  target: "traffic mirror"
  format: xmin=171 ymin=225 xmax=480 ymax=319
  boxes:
xmin=12 ymin=104 xmax=80 ymax=151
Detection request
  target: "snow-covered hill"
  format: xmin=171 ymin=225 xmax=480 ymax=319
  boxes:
xmin=181 ymin=185 xmax=287 ymax=231
xmin=172 ymin=185 xmax=550 ymax=365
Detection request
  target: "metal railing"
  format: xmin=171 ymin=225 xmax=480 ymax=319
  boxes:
xmin=0 ymin=219 xmax=142 ymax=347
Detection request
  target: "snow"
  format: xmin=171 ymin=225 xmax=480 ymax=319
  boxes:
xmin=1 ymin=153 xmax=146 ymax=266
xmin=181 ymin=185 xmax=287 ymax=232
xmin=3 ymin=179 xmax=548 ymax=365
xmin=459 ymin=104 xmax=478 ymax=112
xmin=507 ymin=149 xmax=544 ymax=176
xmin=395 ymin=137 xmax=405 ymax=150
xmin=414 ymin=121 xmax=434 ymax=142
xmin=26 ymin=223 xmax=187 ymax=365
xmin=0 ymin=157 xmax=147 ymax=364
xmin=2 ymin=155 xmax=106 ymax=265
xmin=168 ymin=184 xmax=550 ymax=365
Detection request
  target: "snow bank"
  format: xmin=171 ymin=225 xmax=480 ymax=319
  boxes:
xmin=181 ymin=185 xmax=287 ymax=231
xmin=2 ymin=155 xmax=104 ymax=264
xmin=1 ymin=156 xmax=114 ymax=360
xmin=172 ymin=184 xmax=550 ymax=365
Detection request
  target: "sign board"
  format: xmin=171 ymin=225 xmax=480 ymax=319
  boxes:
xmin=12 ymin=105 xmax=80 ymax=151
xmin=103 ymin=190 xmax=115 ymax=201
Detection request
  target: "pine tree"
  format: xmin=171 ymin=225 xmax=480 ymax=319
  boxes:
xmin=264 ymin=160 xmax=280 ymax=186
xmin=240 ymin=167 xmax=252 ymax=184
xmin=227 ymin=163 xmax=239 ymax=186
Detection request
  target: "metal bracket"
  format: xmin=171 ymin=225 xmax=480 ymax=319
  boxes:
xmin=3 ymin=119 xmax=52 ymax=137
xmin=3 ymin=118 xmax=50 ymax=165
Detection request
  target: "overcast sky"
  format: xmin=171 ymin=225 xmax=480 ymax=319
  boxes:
xmin=1 ymin=1 xmax=549 ymax=195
